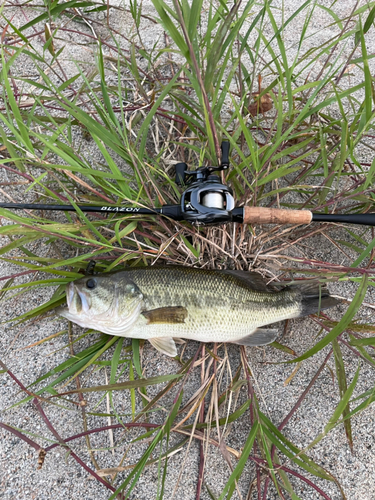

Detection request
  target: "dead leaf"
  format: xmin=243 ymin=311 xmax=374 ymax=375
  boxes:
xmin=248 ymin=74 xmax=273 ymax=115
xmin=249 ymin=93 xmax=273 ymax=116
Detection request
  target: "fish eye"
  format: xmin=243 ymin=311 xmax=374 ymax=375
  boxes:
xmin=86 ymin=278 xmax=97 ymax=289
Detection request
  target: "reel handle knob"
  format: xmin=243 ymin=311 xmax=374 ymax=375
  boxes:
xmin=221 ymin=141 xmax=230 ymax=168
xmin=175 ymin=162 xmax=188 ymax=185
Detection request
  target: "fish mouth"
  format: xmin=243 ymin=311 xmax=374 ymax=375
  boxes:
xmin=66 ymin=282 xmax=92 ymax=315
xmin=66 ymin=282 xmax=75 ymax=309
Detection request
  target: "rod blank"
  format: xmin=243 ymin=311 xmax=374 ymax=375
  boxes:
xmin=312 ymin=212 xmax=375 ymax=226
xmin=0 ymin=202 xmax=159 ymax=215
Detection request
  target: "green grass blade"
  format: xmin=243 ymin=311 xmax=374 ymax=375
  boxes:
xmin=332 ymin=338 xmax=353 ymax=448
xmin=218 ymin=422 xmax=258 ymax=500
xmin=305 ymin=365 xmax=360 ymax=451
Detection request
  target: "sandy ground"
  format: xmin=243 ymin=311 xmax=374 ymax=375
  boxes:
xmin=1 ymin=1 xmax=375 ymax=500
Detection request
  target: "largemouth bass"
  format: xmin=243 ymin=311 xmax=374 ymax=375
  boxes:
xmin=57 ymin=266 xmax=339 ymax=357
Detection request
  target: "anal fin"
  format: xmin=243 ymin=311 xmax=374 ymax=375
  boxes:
xmin=232 ymin=328 xmax=278 ymax=347
xmin=149 ymin=337 xmax=178 ymax=357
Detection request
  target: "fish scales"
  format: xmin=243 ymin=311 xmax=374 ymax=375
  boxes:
xmin=57 ymin=266 xmax=340 ymax=356
xmin=124 ymin=267 xmax=299 ymax=339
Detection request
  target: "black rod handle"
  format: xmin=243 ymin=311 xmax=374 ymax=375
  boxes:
xmin=312 ymin=213 xmax=375 ymax=226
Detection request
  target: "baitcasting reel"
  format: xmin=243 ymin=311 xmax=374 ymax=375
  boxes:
xmin=174 ymin=141 xmax=235 ymax=224
xmin=2 ymin=139 xmax=375 ymax=227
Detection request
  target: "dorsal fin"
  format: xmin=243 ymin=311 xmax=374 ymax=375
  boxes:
xmin=222 ymin=270 xmax=274 ymax=292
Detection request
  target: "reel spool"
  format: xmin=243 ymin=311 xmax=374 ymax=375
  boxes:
xmin=179 ymin=175 xmax=235 ymax=224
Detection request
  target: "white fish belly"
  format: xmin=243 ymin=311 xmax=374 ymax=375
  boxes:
xmin=126 ymin=302 xmax=303 ymax=343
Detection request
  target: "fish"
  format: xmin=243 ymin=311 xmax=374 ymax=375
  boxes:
xmin=57 ymin=266 xmax=340 ymax=357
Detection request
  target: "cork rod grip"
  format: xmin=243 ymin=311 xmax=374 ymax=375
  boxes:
xmin=243 ymin=207 xmax=313 ymax=225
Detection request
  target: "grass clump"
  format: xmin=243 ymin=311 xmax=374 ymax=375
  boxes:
xmin=1 ymin=0 xmax=375 ymax=499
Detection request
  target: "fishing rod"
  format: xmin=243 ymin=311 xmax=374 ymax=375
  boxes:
xmin=1 ymin=141 xmax=375 ymax=227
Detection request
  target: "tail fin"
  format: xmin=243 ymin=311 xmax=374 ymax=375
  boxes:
xmin=288 ymin=282 xmax=341 ymax=317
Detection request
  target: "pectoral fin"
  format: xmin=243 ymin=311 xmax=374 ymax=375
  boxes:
xmin=233 ymin=328 xmax=278 ymax=347
xmin=142 ymin=306 xmax=187 ymax=324
xmin=149 ymin=337 xmax=178 ymax=357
